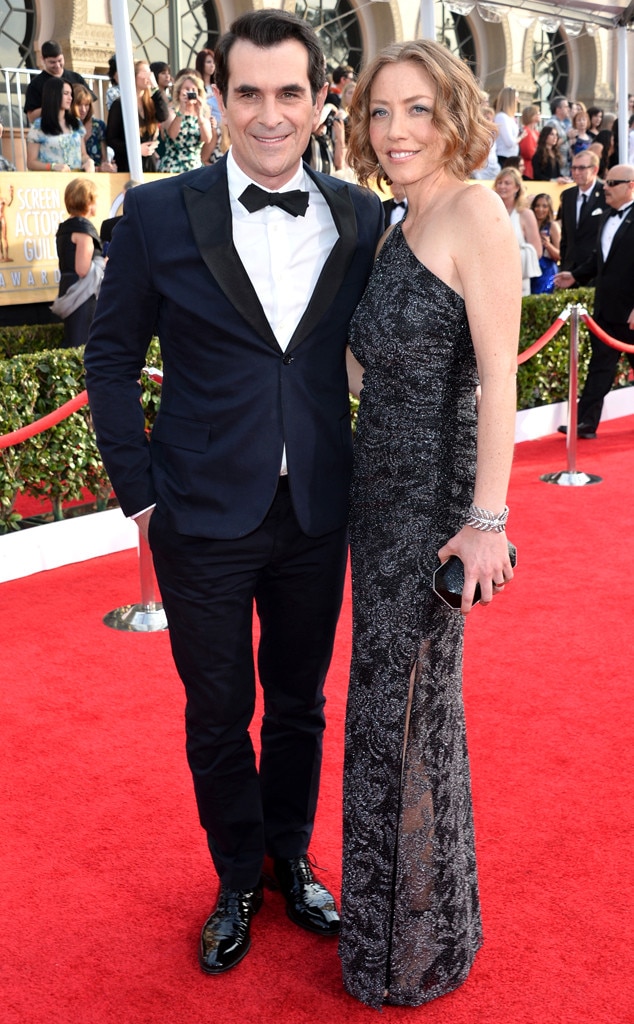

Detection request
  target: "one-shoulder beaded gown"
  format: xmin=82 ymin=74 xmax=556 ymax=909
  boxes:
xmin=340 ymin=224 xmax=483 ymax=1009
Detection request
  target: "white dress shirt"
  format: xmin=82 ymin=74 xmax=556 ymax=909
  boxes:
xmin=227 ymin=150 xmax=338 ymax=472
xmin=601 ymin=202 xmax=633 ymax=261
xmin=227 ymin=150 xmax=337 ymax=352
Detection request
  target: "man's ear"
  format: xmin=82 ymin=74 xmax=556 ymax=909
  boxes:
xmin=312 ymin=83 xmax=329 ymax=132
xmin=213 ymin=83 xmax=226 ymax=119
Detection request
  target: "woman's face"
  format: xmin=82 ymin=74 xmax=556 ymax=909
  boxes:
xmin=574 ymin=112 xmax=588 ymax=131
xmin=204 ymin=54 xmax=215 ymax=78
xmin=547 ymin=128 xmax=558 ymax=145
xmin=157 ymin=68 xmax=172 ymax=90
xmin=61 ymin=83 xmax=73 ymax=111
xmin=368 ymin=61 xmax=445 ymax=187
xmin=179 ymin=80 xmax=197 ymax=105
xmin=590 ymin=110 xmax=603 ymax=129
xmin=532 ymin=197 xmax=550 ymax=220
xmin=135 ymin=64 xmax=152 ymax=91
xmin=341 ymin=82 xmax=356 ymax=108
xmin=77 ymin=101 xmax=90 ymax=122
xmin=494 ymin=174 xmax=518 ymax=203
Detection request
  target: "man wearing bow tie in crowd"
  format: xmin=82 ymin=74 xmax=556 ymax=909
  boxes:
xmin=85 ymin=9 xmax=382 ymax=975
xmin=381 ymin=182 xmax=408 ymax=229
xmin=555 ymin=165 xmax=634 ymax=438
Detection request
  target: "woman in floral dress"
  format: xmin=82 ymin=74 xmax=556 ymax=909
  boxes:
xmin=160 ymin=72 xmax=215 ymax=174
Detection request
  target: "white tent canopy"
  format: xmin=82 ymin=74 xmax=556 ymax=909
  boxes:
xmin=422 ymin=0 xmax=633 ymax=160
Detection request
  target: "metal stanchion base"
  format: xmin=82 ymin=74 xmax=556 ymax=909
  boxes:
xmin=103 ymin=602 xmax=168 ymax=632
xmin=540 ymin=470 xmax=602 ymax=487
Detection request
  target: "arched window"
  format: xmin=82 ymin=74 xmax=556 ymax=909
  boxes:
xmin=181 ymin=1 xmax=220 ymax=68
xmin=127 ymin=0 xmax=220 ymax=70
xmin=532 ymin=25 xmax=569 ymax=111
xmin=128 ymin=0 xmax=170 ymax=64
xmin=0 ymin=0 xmax=35 ymax=68
xmin=436 ymin=3 xmax=477 ymax=72
xmin=295 ymin=0 xmax=363 ymax=72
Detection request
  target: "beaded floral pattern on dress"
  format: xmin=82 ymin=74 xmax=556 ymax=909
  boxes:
xmin=340 ymin=225 xmax=483 ymax=1009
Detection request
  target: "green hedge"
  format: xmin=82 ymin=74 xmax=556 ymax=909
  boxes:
xmin=0 ymin=323 xmax=65 ymax=359
xmin=0 ymin=337 xmax=162 ymax=533
xmin=1 ymin=296 xmax=632 ymax=533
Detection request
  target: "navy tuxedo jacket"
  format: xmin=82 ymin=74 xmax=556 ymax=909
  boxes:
xmin=85 ymin=157 xmax=383 ymax=539
xmin=571 ymin=206 xmax=634 ymax=324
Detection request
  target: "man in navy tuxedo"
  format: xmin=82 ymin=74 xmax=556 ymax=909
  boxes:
xmin=85 ymin=10 xmax=382 ymax=975
xmin=555 ymin=165 xmax=634 ymax=437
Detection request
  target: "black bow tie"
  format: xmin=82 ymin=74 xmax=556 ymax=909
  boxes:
xmin=392 ymin=200 xmax=407 ymax=209
xmin=608 ymin=204 xmax=631 ymax=218
xmin=239 ymin=183 xmax=309 ymax=217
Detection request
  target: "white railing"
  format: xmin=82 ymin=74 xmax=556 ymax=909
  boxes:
xmin=0 ymin=68 xmax=110 ymax=170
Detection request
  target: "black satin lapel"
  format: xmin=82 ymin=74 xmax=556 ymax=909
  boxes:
xmin=183 ymin=173 xmax=280 ymax=352
xmin=286 ymin=173 xmax=358 ymax=353
xmin=605 ymin=210 xmax=634 ymax=263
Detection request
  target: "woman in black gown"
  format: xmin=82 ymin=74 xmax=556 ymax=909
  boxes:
xmin=341 ymin=40 xmax=520 ymax=1009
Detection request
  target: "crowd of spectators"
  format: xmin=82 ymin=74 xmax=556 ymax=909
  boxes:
xmin=5 ymin=42 xmax=634 ymax=305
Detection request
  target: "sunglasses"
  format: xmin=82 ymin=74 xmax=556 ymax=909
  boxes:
xmin=604 ymin=179 xmax=634 ymax=187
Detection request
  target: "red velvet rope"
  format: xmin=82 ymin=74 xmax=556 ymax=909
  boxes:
xmin=517 ymin=314 xmax=568 ymax=365
xmin=0 ymin=390 xmax=88 ymax=450
xmin=580 ymin=312 xmax=634 ymax=354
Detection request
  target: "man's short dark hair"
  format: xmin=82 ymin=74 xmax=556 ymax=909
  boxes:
xmin=214 ymin=9 xmax=326 ymax=103
xmin=550 ymin=95 xmax=568 ymax=116
xmin=41 ymin=40 xmax=63 ymax=59
xmin=332 ymin=66 xmax=353 ymax=85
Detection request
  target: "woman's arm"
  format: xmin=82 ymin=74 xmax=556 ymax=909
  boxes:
xmin=26 ymin=140 xmax=69 ymax=172
xmin=346 ymin=347 xmax=365 ymax=398
xmin=439 ymin=186 xmax=521 ymax=613
xmin=520 ymin=207 xmax=542 ymax=254
xmin=80 ymin=137 xmax=94 ymax=173
xmin=71 ymin=232 xmax=95 ymax=277
xmin=543 ymin=219 xmax=561 ymax=261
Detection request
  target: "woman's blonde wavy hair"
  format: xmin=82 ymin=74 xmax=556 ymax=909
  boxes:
xmin=493 ymin=166 xmax=527 ymax=210
xmin=347 ymin=40 xmax=495 ymax=189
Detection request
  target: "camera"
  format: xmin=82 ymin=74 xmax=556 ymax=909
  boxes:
xmin=186 ymin=90 xmax=197 ymax=100
xmin=324 ymin=111 xmax=336 ymax=131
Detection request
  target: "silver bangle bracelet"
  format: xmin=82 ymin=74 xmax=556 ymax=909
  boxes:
xmin=465 ymin=503 xmax=509 ymax=533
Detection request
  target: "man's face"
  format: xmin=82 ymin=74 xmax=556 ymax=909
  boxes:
xmin=216 ymin=38 xmax=326 ymax=189
xmin=571 ymin=158 xmax=597 ymax=190
xmin=43 ymin=54 xmax=65 ymax=77
xmin=555 ymin=100 xmax=570 ymax=121
xmin=603 ymin=164 xmax=634 ymax=209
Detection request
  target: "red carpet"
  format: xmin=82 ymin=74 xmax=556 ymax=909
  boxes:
xmin=1 ymin=419 xmax=633 ymax=1024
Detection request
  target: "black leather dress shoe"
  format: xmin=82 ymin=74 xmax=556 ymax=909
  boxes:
xmin=199 ymin=884 xmax=263 ymax=974
xmin=557 ymin=423 xmax=597 ymax=439
xmin=273 ymin=856 xmax=340 ymax=936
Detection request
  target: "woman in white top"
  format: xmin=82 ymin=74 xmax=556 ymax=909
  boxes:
xmin=494 ymin=166 xmax=542 ymax=296
xmin=494 ymin=87 xmax=520 ymax=167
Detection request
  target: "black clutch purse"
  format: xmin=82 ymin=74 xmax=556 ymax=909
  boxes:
xmin=432 ymin=542 xmax=517 ymax=609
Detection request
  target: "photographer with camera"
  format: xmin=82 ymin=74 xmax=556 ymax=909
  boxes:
xmin=160 ymin=71 xmax=216 ymax=174
xmin=304 ymin=101 xmax=346 ymax=175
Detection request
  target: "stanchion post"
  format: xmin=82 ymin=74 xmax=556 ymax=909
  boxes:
xmin=540 ymin=303 xmax=601 ymax=487
xmin=103 ymin=533 xmax=168 ymax=632
xmin=565 ymin=304 xmax=579 ymax=475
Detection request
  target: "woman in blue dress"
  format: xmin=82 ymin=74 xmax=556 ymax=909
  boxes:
xmin=26 ymin=77 xmax=93 ymax=173
xmin=530 ymin=193 xmax=561 ymax=294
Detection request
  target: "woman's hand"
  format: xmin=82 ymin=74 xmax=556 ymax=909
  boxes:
xmin=140 ymin=140 xmax=158 ymax=156
xmin=438 ymin=525 xmax=514 ymax=615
